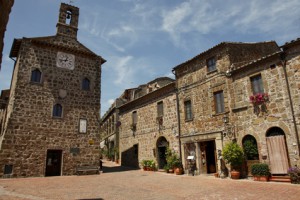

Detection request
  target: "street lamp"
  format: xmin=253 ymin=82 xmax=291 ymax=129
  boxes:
xmin=222 ymin=114 xmax=234 ymax=140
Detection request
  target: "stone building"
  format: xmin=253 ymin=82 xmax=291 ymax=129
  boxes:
xmin=118 ymin=77 xmax=180 ymax=169
xmin=0 ymin=0 xmax=14 ymax=70
xmin=0 ymin=3 xmax=105 ymax=177
xmin=172 ymin=41 xmax=295 ymax=175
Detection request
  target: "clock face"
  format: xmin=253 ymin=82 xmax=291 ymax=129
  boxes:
xmin=56 ymin=52 xmax=75 ymax=70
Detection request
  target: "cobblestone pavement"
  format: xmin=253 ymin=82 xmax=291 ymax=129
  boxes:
xmin=0 ymin=161 xmax=299 ymax=200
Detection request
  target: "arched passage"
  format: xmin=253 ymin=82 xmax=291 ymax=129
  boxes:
xmin=156 ymin=136 xmax=168 ymax=169
xmin=266 ymin=127 xmax=289 ymax=174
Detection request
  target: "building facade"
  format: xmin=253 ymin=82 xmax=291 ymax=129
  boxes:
xmin=172 ymin=41 xmax=300 ymax=175
xmin=0 ymin=3 xmax=105 ymax=177
xmin=118 ymin=77 xmax=180 ymax=169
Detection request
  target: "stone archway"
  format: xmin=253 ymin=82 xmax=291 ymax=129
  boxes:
xmin=156 ymin=136 xmax=168 ymax=169
xmin=266 ymin=127 xmax=289 ymax=174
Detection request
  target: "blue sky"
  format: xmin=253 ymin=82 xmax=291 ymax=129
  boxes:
xmin=0 ymin=0 xmax=300 ymax=116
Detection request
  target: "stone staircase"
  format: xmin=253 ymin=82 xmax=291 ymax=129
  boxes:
xmin=269 ymin=175 xmax=291 ymax=183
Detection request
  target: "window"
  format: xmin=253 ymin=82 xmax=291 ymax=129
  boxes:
xmin=31 ymin=69 xmax=41 ymax=83
xmin=207 ymin=57 xmax=216 ymax=72
xmin=132 ymin=111 xmax=137 ymax=125
xmin=251 ymin=74 xmax=264 ymax=94
xmin=53 ymin=104 xmax=63 ymax=117
xmin=82 ymin=78 xmax=90 ymax=90
xmin=214 ymin=91 xmax=225 ymax=113
xmin=157 ymin=101 xmax=163 ymax=117
xmin=184 ymin=100 xmax=193 ymax=121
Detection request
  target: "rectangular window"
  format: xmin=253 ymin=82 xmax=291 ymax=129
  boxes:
xmin=214 ymin=91 xmax=225 ymax=113
xmin=132 ymin=111 xmax=137 ymax=124
xmin=207 ymin=57 xmax=216 ymax=72
xmin=184 ymin=100 xmax=193 ymax=121
xmin=157 ymin=101 xmax=164 ymax=117
xmin=251 ymin=74 xmax=264 ymax=94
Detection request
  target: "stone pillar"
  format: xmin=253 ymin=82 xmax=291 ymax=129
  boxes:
xmin=195 ymin=142 xmax=201 ymax=175
xmin=215 ymin=134 xmax=223 ymax=176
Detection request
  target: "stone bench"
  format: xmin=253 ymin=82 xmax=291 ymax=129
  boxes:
xmin=76 ymin=165 xmax=99 ymax=175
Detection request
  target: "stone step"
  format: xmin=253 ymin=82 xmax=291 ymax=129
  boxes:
xmin=269 ymin=176 xmax=291 ymax=183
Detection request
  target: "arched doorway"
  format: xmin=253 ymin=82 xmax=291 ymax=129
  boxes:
xmin=266 ymin=127 xmax=289 ymax=174
xmin=156 ymin=137 xmax=168 ymax=169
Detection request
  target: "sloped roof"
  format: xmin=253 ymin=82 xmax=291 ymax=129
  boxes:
xmin=281 ymin=37 xmax=300 ymax=48
xmin=173 ymin=41 xmax=276 ymax=71
xmin=231 ymin=51 xmax=282 ymax=73
xmin=9 ymin=35 xmax=106 ymax=63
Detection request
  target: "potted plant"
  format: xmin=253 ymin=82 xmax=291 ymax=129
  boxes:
xmin=288 ymin=167 xmax=300 ymax=184
xmin=141 ymin=160 xmax=149 ymax=171
xmin=173 ymin=158 xmax=183 ymax=175
xmin=114 ymin=147 xmax=119 ymax=164
xmin=163 ymin=165 xmax=170 ymax=173
xmin=251 ymin=163 xmax=270 ymax=181
xmin=165 ymin=146 xmax=178 ymax=173
xmin=222 ymin=142 xmax=244 ymax=179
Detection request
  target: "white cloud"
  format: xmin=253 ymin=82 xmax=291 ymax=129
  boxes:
xmin=160 ymin=0 xmax=300 ymax=47
xmin=110 ymin=55 xmax=134 ymax=85
xmin=108 ymin=99 xmax=115 ymax=105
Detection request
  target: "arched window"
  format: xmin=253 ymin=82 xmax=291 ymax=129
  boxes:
xmin=242 ymin=135 xmax=259 ymax=160
xmin=31 ymin=69 xmax=41 ymax=83
xmin=53 ymin=104 xmax=63 ymax=117
xmin=82 ymin=78 xmax=90 ymax=90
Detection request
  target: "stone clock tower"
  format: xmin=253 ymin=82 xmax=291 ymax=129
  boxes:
xmin=0 ymin=3 xmax=105 ymax=177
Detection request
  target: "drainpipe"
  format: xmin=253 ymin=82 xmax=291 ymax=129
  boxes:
xmin=172 ymin=69 xmax=182 ymax=161
xmin=281 ymin=53 xmax=300 ymax=158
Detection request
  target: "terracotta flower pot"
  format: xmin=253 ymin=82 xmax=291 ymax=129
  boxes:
xmin=231 ymin=170 xmax=240 ymax=179
xmin=175 ymin=167 xmax=183 ymax=175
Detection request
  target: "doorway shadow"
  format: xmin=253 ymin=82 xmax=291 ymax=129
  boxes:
xmin=102 ymin=162 xmax=138 ymax=173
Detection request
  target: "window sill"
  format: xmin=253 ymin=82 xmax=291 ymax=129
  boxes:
xmin=185 ymin=118 xmax=194 ymax=122
xmin=52 ymin=116 xmax=63 ymax=120
xmin=207 ymin=69 xmax=218 ymax=75
xmin=232 ymin=105 xmax=248 ymax=112
xmin=212 ymin=111 xmax=229 ymax=117
xmin=30 ymin=81 xmax=43 ymax=86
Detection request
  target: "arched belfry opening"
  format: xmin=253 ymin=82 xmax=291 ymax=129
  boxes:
xmin=156 ymin=136 xmax=168 ymax=169
xmin=66 ymin=10 xmax=72 ymax=25
xmin=266 ymin=127 xmax=290 ymax=174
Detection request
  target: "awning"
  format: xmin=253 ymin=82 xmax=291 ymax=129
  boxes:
xmin=100 ymin=141 xmax=105 ymax=148
xmin=108 ymin=134 xmax=115 ymax=142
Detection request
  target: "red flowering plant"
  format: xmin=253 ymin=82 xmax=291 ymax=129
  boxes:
xmin=249 ymin=93 xmax=269 ymax=105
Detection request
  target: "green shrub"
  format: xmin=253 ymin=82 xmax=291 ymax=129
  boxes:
xmin=243 ymin=139 xmax=259 ymax=160
xmin=222 ymin=142 xmax=244 ymax=170
xmin=165 ymin=146 xmax=180 ymax=169
xmin=288 ymin=167 xmax=300 ymax=184
xmin=251 ymin=163 xmax=270 ymax=176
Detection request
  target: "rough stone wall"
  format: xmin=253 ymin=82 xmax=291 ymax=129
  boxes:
xmin=0 ymin=0 xmax=14 ymax=70
xmin=177 ymin=50 xmax=230 ymax=138
xmin=174 ymin=42 xmax=288 ymax=174
xmin=230 ymin=55 xmax=298 ymax=166
xmin=0 ymin=36 xmax=102 ymax=177
xmin=119 ymin=89 xmax=179 ymax=169
xmin=284 ymin=42 xmax=300 ymax=165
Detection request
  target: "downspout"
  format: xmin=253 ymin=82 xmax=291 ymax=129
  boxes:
xmin=172 ymin=69 xmax=182 ymax=160
xmin=281 ymin=53 xmax=300 ymax=158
